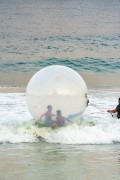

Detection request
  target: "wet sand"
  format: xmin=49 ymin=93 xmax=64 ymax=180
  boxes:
xmin=0 ymin=71 xmax=119 ymax=93
xmin=0 ymin=143 xmax=120 ymax=180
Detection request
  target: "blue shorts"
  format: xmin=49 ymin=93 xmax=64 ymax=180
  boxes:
xmin=45 ymin=119 xmax=53 ymax=127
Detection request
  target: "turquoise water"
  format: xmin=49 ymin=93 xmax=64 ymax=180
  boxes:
xmin=1 ymin=56 xmax=120 ymax=73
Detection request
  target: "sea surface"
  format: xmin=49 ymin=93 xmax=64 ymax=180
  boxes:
xmin=0 ymin=0 xmax=120 ymax=179
xmin=0 ymin=89 xmax=120 ymax=179
xmin=0 ymin=0 xmax=120 ymax=76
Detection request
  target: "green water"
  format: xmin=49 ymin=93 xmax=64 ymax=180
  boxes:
xmin=0 ymin=143 xmax=120 ymax=180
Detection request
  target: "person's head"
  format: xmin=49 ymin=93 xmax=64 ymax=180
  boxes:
xmin=56 ymin=110 xmax=61 ymax=116
xmin=47 ymin=105 xmax=52 ymax=111
xmin=118 ymin=98 xmax=120 ymax=104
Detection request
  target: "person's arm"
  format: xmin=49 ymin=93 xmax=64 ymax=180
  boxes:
xmin=64 ymin=117 xmax=72 ymax=123
xmin=51 ymin=114 xmax=56 ymax=117
xmin=107 ymin=109 xmax=117 ymax=113
xmin=51 ymin=114 xmax=57 ymax=122
xmin=39 ymin=113 xmax=45 ymax=121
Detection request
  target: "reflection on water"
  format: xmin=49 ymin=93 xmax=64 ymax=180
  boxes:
xmin=0 ymin=143 xmax=120 ymax=180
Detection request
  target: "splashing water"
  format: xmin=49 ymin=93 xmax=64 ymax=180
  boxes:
xmin=0 ymin=89 xmax=120 ymax=144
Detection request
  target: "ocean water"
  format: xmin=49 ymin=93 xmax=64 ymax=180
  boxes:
xmin=0 ymin=89 xmax=120 ymax=144
xmin=0 ymin=0 xmax=120 ymax=179
xmin=0 ymin=0 xmax=120 ymax=75
xmin=0 ymin=143 xmax=120 ymax=180
xmin=0 ymin=89 xmax=120 ymax=179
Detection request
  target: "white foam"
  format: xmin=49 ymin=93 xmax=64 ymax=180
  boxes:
xmin=0 ymin=89 xmax=120 ymax=144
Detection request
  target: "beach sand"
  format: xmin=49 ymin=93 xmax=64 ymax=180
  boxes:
xmin=0 ymin=71 xmax=119 ymax=93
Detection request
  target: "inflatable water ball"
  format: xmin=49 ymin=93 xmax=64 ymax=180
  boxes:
xmin=26 ymin=65 xmax=88 ymax=127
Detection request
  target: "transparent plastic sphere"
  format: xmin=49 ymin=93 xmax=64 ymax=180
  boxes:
xmin=26 ymin=65 xmax=88 ymax=127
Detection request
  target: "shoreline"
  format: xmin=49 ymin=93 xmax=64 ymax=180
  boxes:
xmin=0 ymin=87 xmax=26 ymax=93
xmin=0 ymin=72 xmax=119 ymax=93
xmin=0 ymin=85 xmax=119 ymax=94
